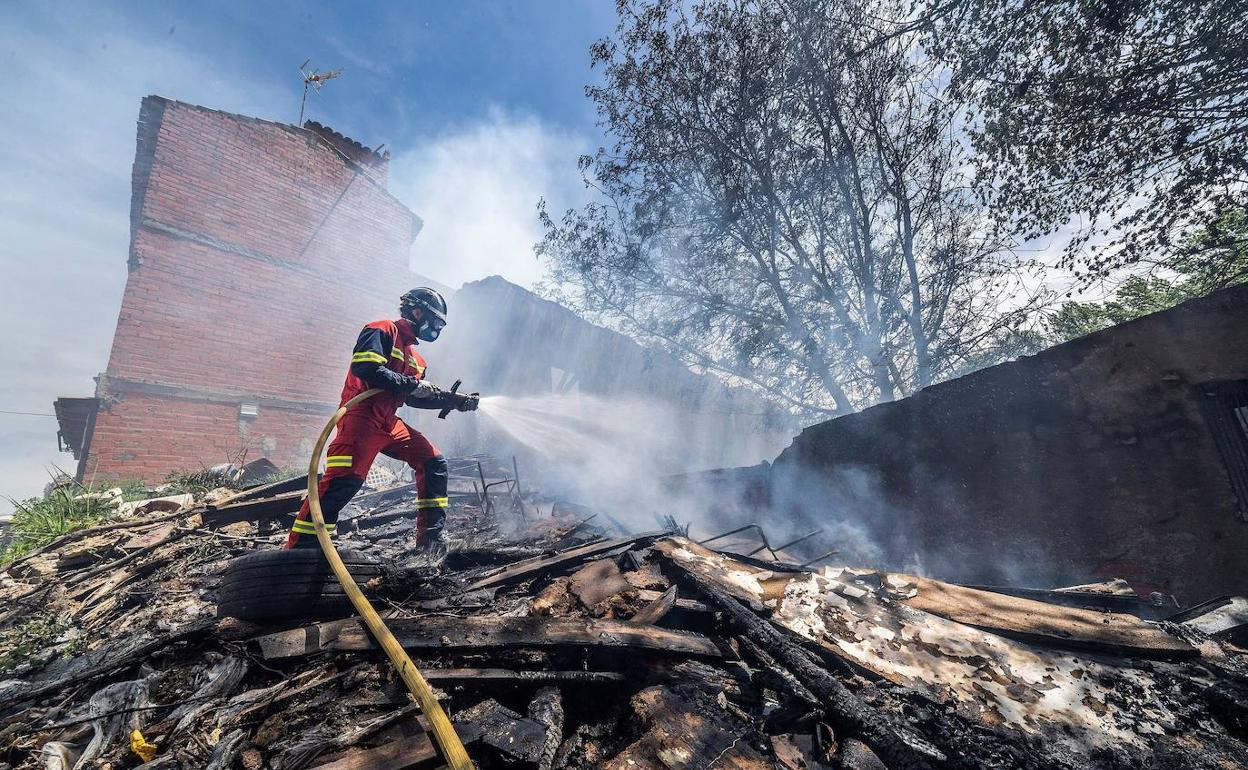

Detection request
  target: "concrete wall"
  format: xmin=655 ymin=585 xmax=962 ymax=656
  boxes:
xmin=772 ymin=285 xmax=1248 ymax=603
xmin=84 ymin=96 xmax=419 ymax=481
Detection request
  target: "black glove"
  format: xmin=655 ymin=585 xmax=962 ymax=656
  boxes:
xmin=403 ymin=380 xmax=444 ymax=408
xmin=403 ymin=378 xmax=438 ymax=397
xmin=455 ymin=392 xmax=480 ymax=412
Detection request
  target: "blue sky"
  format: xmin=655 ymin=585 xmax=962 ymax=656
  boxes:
xmin=0 ymin=1 xmax=616 ymax=509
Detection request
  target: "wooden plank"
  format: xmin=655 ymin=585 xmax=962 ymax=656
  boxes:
xmin=253 ymin=618 xmax=358 ymax=660
xmin=336 ymin=616 xmax=721 ymax=658
xmin=423 ymin=668 xmax=625 ymax=684
xmin=630 ymin=586 xmax=678 ymax=625
xmin=254 ymin=615 xmax=722 ymax=660
xmin=465 ymin=531 xmax=665 ymax=591
xmin=898 ymin=575 xmax=1196 ymax=658
xmin=308 ymin=734 xmax=438 ymax=770
xmin=959 ymin=583 xmax=1176 ymax=620
xmin=217 ymin=474 xmax=314 ymax=505
xmin=453 ymin=699 xmax=545 ymax=764
xmin=200 ymin=490 xmax=304 ymax=527
xmin=120 ymin=522 xmax=177 ymax=550
xmin=635 ymin=588 xmax=712 ymax=614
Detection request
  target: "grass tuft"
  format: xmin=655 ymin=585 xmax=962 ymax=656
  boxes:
xmin=1 ymin=485 xmax=118 ymax=564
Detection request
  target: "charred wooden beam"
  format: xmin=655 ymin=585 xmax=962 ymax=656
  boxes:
xmin=528 ymin=686 xmax=562 ymax=770
xmin=253 ymin=615 xmax=722 ymax=660
xmin=218 ymin=473 xmax=314 ymax=505
xmin=424 ymin=668 xmax=625 ymax=685
xmin=736 ymin=635 xmax=820 ymax=708
xmin=669 ymin=563 xmax=947 ymax=770
xmin=307 ymin=733 xmax=438 ymax=770
xmin=465 ymin=531 xmax=666 ymax=591
xmin=630 ymin=585 xmax=678 ymax=625
xmin=200 ymin=490 xmax=304 ymax=527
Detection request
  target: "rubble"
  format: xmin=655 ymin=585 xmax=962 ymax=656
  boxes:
xmin=2 ymin=467 xmax=1248 ymax=770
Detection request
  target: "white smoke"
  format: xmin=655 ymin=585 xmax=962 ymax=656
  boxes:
xmin=389 ymin=109 xmax=592 ymax=290
xmin=474 ymin=393 xmax=789 ymax=532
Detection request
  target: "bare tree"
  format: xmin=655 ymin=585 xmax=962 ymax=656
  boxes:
xmin=539 ymin=0 xmax=1042 ymax=415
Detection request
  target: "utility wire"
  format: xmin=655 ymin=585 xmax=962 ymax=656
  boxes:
xmin=0 ymin=410 xmax=56 ymax=417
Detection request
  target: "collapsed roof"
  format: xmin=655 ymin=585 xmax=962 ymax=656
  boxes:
xmin=2 ymin=465 xmax=1247 ymax=770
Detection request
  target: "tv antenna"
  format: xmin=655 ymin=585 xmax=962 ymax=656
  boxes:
xmin=299 ymin=59 xmax=343 ymax=124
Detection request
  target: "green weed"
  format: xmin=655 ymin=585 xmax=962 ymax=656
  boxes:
xmin=1 ymin=484 xmax=117 ymax=564
xmin=0 ymin=613 xmax=74 ymax=674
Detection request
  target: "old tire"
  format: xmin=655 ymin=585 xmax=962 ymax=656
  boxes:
xmin=216 ymin=548 xmax=383 ymax=623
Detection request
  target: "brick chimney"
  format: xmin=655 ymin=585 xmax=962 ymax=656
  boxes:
xmin=303 ymin=120 xmax=391 ymax=186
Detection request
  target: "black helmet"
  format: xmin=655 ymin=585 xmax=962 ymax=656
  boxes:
xmin=400 ymin=287 xmax=448 ymax=342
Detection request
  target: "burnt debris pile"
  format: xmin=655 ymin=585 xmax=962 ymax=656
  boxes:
xmin=2 ymin=462 xmax=1248 ymax=770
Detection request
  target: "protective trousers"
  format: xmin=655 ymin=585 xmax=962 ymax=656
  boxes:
xmin=284 ymin=413 xmax=449 ymax=549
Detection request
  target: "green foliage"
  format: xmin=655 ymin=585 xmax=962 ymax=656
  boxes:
xmin=1 ymin=484 xmax=116 ymax=564
xmin=0 ymin=473 xmax=177 ymax=564
xmin=1045 ymin=208 xmax=1248 ymax=341
xmin=926 ymin=0 xmax=1248 ymax=278
xmin=951 ymin=326 xmax=1049 ymax=377
xmin=1168 ymin=206 xmax=1248 ymax=293
xmin=1047 ymin=277 xmax=1182 ymax=341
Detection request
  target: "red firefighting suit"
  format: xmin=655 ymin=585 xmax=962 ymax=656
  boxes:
xmin=284 ymin=318 xmax=449 ymax=549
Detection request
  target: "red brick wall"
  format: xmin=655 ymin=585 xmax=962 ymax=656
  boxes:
xmin=85 ymin=96 xmax=418 ymax=482
xmin=87 ymin=393 xmax=327 ymax=480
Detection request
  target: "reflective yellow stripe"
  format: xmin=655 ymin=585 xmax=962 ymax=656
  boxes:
xmin=409 ymin=360 xmax=426 ymax=375
xmin=391 ymin=347 xmax=405 ymax=360
xmin=416 ymin=497 xmax=449 ymax=509
xmin=327 ymin=455 xmax=353 ymax=461
xmin=326 ymin=461 xmax=353 ymax=468
xmin=293 ymin=520 xmax=336 ymax=534
xmin=352 ymin=351 xmax=387 ymax=364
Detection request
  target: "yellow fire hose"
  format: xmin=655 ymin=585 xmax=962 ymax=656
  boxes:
xmin=306 ymin=388 xmax=474 ymax=770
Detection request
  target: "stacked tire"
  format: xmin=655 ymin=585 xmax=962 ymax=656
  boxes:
xmin=216 ymin=549 xmax=383 ymax=623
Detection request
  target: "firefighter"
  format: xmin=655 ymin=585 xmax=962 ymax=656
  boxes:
xmin=284 ymin=287 xmax=478 ymax=551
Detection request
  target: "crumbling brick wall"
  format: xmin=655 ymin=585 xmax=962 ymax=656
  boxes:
xmin=84 ymin=96 xmax=420 ymax=481
xmin=772 ymin=284 xmax=1248 ymax=603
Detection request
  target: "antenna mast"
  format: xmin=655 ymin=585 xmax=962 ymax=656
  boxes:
xmin=299 ymin=59 xmax=343 ymax=124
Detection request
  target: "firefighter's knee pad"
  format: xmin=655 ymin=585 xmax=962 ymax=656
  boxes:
xmin=423 ymin=454 xmax=449 ymax=498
